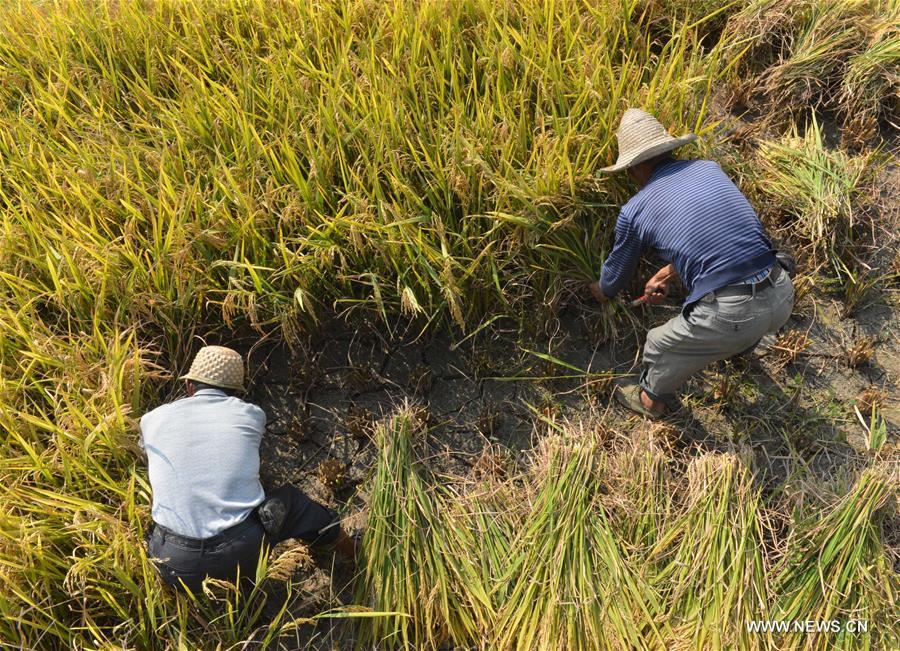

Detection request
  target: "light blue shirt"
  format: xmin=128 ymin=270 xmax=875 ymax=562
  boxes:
xmin=139 ymin=388 xmax=267 ymax=538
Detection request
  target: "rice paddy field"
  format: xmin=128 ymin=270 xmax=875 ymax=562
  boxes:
xmin=1 ymin=0 xmax=898 ymax=649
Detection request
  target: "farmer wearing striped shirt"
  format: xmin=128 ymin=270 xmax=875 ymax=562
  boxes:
xmin=590 ymin=109 xmax=794 ymax=418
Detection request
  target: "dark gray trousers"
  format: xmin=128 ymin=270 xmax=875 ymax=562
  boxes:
xmin=148 ymin=485 xmax=339 ymax=593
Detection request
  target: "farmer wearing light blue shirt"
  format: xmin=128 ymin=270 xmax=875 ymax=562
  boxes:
xmin=590 ymin=109 xmax=794 ymax=417
xmin=141 ymin=345 xmax=355 ymax=593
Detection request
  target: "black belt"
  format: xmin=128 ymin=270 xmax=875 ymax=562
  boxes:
xmin=713 ymin=265 xmax=782 ymax=299
xmin=152 ymin=511 xmax=259 ymax=550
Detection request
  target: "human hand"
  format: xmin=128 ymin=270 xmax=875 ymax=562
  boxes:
xmin=642 ymin=278 xmax=670 ymax=305
xmin=588 ymin=280 xmax=608 ymax=304
xmin=642 ymin=264 xmax=677 ymax=305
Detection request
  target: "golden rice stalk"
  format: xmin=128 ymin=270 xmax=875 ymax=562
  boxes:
xmin=493 ymin=432 xmax=669 ymax=650
xmin=649 ymin=453 xmax=771 ymax=650
xmin=773 ymin=466 xmax=898 ymax=651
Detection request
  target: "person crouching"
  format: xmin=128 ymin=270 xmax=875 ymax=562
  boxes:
xmin=140 ymin=345 xmax=355 ymax=594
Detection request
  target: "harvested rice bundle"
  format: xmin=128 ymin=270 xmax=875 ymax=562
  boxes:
xmin=839 ymin=10 xmax=900 ymax=143
xmin=603 ymin=426 xmax=675 ymax=556
xmin=591 ymin=502 xmax=672 ymax=650
xmin=356 ymin=409 xmax=505 ymax=649
xmin=773 ymin=466 xmax=897 ymax=651
xmin=432 ymin=486 xmax=517 ymax=647
xmin=494 ymin=434 xmax=668 ymax=650
xmin=444 ymin=457 xmax=522 ymax=619
xmin=354 ymin=410 xmax=448 ymax=649
xmin=756 ymin=1 xmax=866 ymax=109
xmin=724 ymin=0 xmax=898 ymax=131
xmin=650 ymin=454 xmax=770 ymax=650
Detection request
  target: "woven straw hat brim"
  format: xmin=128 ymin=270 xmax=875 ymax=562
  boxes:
xmin=179 ymin=371 xmax=244 ymax=391
xmin=599 ymin=134 xmax=697 ymax=173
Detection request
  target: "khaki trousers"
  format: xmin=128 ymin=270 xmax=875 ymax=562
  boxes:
xmin=639 ymin=268 xmax=794 ymax=402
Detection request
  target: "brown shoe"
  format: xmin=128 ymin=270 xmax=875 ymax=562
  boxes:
xmin=614 ymin=379 xmax=666 ymax=419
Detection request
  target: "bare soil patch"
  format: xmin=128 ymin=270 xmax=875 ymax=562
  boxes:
xmin=229 ymin=290 xmax=898 ymax=647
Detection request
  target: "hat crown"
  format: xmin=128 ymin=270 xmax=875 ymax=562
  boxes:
xmin=616 ymin=109 xmax=671 ymax=152
xmin=182 ymin=345 xmax=245 ymax=391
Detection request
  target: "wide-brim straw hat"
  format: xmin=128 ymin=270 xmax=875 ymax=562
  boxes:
xmin=599 ymin=108 xmax=697 ymax=173
xmin=180 ymin=345 xmax=245 ymax=391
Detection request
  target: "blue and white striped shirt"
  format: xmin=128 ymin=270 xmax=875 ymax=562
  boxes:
xmin=600 ymin=159 xmax=776 ymax=305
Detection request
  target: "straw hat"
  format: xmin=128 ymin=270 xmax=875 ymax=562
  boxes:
xmin=180 ymin=345 xmax=245 ymax=391
xmin=599 ymin=108 xmax=697 ymax=173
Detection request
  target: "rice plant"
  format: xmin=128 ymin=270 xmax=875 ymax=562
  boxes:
xmin=839 ymin=13 xmax=900 ymax=143
xmin=757 ymin=2 xmax=864 ymax=110
xmin=0 ymin=0 xmax=733 ymax=340
xmin=846 ymin=335 xmax=876 ymax=367
xmin=769 ymin=329 xmax=811 ymax=370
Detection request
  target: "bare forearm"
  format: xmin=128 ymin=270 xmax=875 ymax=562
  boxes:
xmin=654 ymin=263 xmax=678 ymax=283
xmin=641 ymin=264 xmax=680 ymax=305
